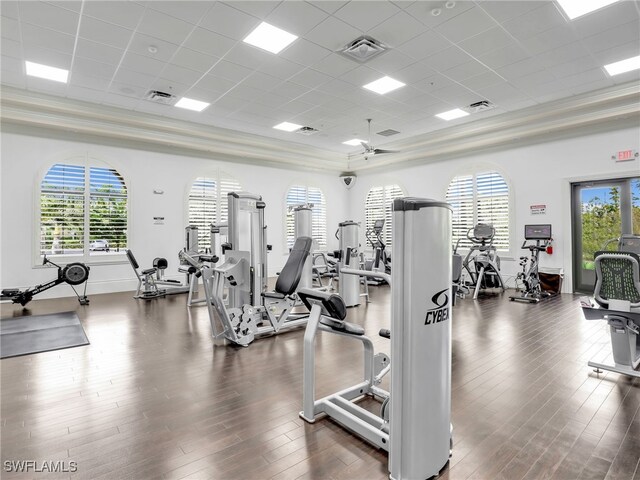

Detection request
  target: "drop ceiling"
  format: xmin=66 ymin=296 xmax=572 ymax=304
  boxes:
xmin=1 ymin=0 xmax=639 ymax=172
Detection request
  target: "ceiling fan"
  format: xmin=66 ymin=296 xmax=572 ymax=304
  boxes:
xmin=360 ymin=119 xmax=399 ymax=160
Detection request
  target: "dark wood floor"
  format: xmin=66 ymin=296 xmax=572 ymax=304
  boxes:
xmin=1 ymin=286 xmax=639 ymax=480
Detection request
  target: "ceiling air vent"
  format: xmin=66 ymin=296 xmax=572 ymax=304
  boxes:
xmin=377 ymin=129 xmax=400 ymax=137
xmin=339 ymin=35 xmax=388 ymax=63
xmin=467 ymin=100 xmax=495 ymax=113
xmin=144 ymin=90 xmax=176 ymax=105
xmin=296 ymin=126 xmax=319 ymax=135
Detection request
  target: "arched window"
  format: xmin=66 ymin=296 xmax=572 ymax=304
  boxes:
xmin=39 ymin=162 xmax=128 ymax=259
xmin=364 ymin=184 xmax=404 ymax=247
xmin=446 ymin=171 xmax=510 ymax=251
xmin=285 ymin=185 xmax=327 ymax=249
xmin=188 ymin=172 xmax=241 ymax=251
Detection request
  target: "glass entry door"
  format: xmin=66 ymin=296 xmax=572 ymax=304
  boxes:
xmin=572 ymin=177 xmax=640 ymax=293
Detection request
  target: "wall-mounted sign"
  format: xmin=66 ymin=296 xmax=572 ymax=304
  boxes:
xmin=153 ymin=216 xmax=165 ymax=225
xmin=530 ymin=204 xmax=546 ymax=215
xmin=612 ymin=149 xmax=638 ymax=162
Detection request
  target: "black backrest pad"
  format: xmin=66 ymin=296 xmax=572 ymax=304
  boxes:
xmin=297 ymin=288 xmax=347 ymax=320
xmin=275 ymin=236 xmax=312 ymax=295
xmin=126 ymin=250 xmax=139 ymax=269
xmin=594 ymin=251 xmax=640 ymax=306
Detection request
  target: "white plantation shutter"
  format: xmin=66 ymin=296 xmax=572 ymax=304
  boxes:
xmin=285 ymin=186 xmax=327 ymax=249
xmin=446 ymin=171 xmax=510 ymax=252
xmin=365 ymin=184 xmax=404 ymax=247
xmin=188 ymin=172 xmax=241 ymax=251
xmin=39 ymin=162 xmax=128 ymax=259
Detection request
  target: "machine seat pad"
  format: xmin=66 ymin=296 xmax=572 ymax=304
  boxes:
xmin=262 ymin=291 xmax=287 ymax=300
xmin=141 ymin=268 xmax=157 ymax=276
xmin=320 ymin=318 xmax=365 ymax=336
xmin=275 ymin=236 xmax=312 ymax=295
xmin=199 ymin=255 xmax=218 ymax=263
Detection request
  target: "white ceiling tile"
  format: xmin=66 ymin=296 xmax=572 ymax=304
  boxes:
xmin=253 ymin=90 xmax=290 ymax=108
xmin=266 ymin=2 xmax=328 ymax=37
xmin=571 ymin=0 xmax=640 ymax=38
xmin=112 ymin=68 xmax=156 ymax=90
xmin=0 ymin=2 xmax=19 ymax=19
xmin=194 ymin=74 xmax=237 ymax=95
xmin=459 ymin=71 xmax=505 ymax=90
xmin=543 ymin=56 xmax=598 ymax=80
xmin=79 ymin=16 xmax=133 ymax=49
xmin=495 ymin=57 xmax=547 ymax=80
xmin=502 ymin=3 xmax=568 ymax=40
xmin=210 ymin=94 xmax=248 ymax=112
xmin=315 ymin=78 xmax=360 ymax=97
xmin=236 ymin=102 xmax=278 ymax=118
xmin=535 ymin=42 xmax=591 ymax=69
xmin=305 ymin=16 xmax=362 ymax=51
xmin=394 ymin=61 xmax=437 ymax=85
xmin=443 ymin=60 xmax=493 ymax=83
xmin=134 ymin=100 xmax=175 ymax=116
xmin=183 ymin=28 xmax=236 ymax=59
xmin=18 ymin=1 xmax=79 ymax=36
xmin=120 ymin=52 xmax=167 ymax=77
xmin=499 ymin=99 xmax=536 ymax=111
xmin=72 ymin=56 xmax=117 ymax=78
xmin=610 ymin=69 xmax=640 ymax=84
xmin=366 ymin=50 xmax=415 ymax=74
xmin=396 ymin=30 xmax=453 ymax=60
xmin=109 ymin=82 xmax=147 ymax=99
xmin=424 ymin=46 xmax=475 ymax=71
xmin=172 ymin=48 xmax=219 ymax=73
xmin=312 ymin=1 xmax=348 ymax=15
xmin=296 ymin=89 xmax=339 ymax=107
xmin=560 ymin=68 xmax=608 ymax=88
xmin=475 ymin=81 xmax=530 ymax=105
xmin=333 ymin=1 xmax=400 ymax=32
xmin=569 ymin=78 xmax=616 ymax=95
xmin=1 ymin=53 xmax=21 ymax=72
xmin=223 ymin=43 xmax=271 ymax=70
xmin=476 ymin=1 xmax=546 ymax=23
xmin=518 ymin=25 xmax=581 ymax=57
xmin=26 ymin=76 xmax=67 ymax=94
xmin=1 ymin=38 xmax=20 ymax=59
xmin=207 ymin=60 xmax=252 ymax=84
xmin=224 ymin=84 xmax=264 ymax=102
xmin=225 ymin=1 xmax=280 ymax=19
xmin=23 ymin=46 xmax=71 ymax=69
xmin=2 ymin=15 xmax=20 ymax=41
xmin=160 ymin=65 xmax=202 ymax=86
xmin=412 ymin=72 xmax=453 ymax=93
xmin=69 ymin=71 xmax=111 ymax=91
xmin=279 ymin=39 xmax=331 ymax=67
xmin=21 ymin=23 xmax=75 ymax=55
xmin=580 ymin=20 xmax=640 ymax=54
xmin=434 ymin=6 xmax=498 ymax=44
xmin=149 ymin=78 xmax=190 ymax=98
xmin=258 ymin=57 xmax=306 ymax=80
xmin=338 ymin=65 xmax=381 ymax=87
xmin=310 ymin=53 xmax=357 ymax=77
xmin=47 ymin=1 xmax=84 ymax=13
xmin=137 ymin=10 xmax=195 ymax=46
xmin=240 ymin=71 xmax=283 ymax=91
xmin=509 ymin=70 xmax=558 ymax=90
xmin=457 ymin=27 xmax=515 ymax=58
xmin=270 ymin=82 xmax=312 ymax=101
xmin=388 ymin=85 xmax=426 ymax=103
xmin=520 ymin=77 xmax=568 ymax=99
xmin=102 ymin=92 xmax=139 ymax=109
xmin=289 ymin=67 xmax=333 ymax=89
xmin=75 ymin=39 xmax=124 ymax=66
xmin=83 ymin=1 xmax=146 ymax=30
xmin=66 ymin=85 xmax=106 ymax=103
xmin=431 ymin=83 xmax=481 ymax=106
xmin=200 ymin=3 xmax=260 ymax=41
xmin=592 ymin=40 xmax=640 ymax=66
xmin=404 ymin=1 xmax=475 ymax=28
xmin=148 ymin=1 xmax=213 ymax=25
xmin=366 ymin=10 xmax=425 ymax=47
xmin=479 ymin=44 xmax=530 ymax=70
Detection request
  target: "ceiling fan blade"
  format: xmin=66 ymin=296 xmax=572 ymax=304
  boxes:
xmin=360 ymin=141 xmax=370 ymax=151
xmin=373 ymin=148 xmax=399 ymax=154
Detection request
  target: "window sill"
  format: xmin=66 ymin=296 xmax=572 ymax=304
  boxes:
xmin=34 ymin=253 xmax=129 ymax=268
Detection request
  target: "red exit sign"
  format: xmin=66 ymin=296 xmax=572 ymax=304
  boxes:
xmin=613 ymin=149 xmax=638 ymax=162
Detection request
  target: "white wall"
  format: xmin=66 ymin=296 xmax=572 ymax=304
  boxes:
xmin=348 ymin=127 xmax=640 ymax=292
xmin=0 ymin=131 xmax=348 ymax=298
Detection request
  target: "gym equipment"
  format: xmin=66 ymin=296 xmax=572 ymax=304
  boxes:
xmin=456 ymin=223 xmax=505 ymax=299
xmin=1 ymin=256 xmax=89 ymax=307
xmin=364 ymin=219 xmax=391 ymax=281
xmin=603 ymin=234 xmax=640 ymax=254
xmin=126 ymin=250 xmax=190 ymax=299
xmin=299 ymin=197 xmax=452 ymax=480
xmin=335 ymin=221 xmax=362 ymax=307
xmin=510 ymin=224 xmax=553 ymax=303
xmin=292 ymin=204 xmax=317 ymax=290
xmin=581 ymin=250 xmax=640 ymax=378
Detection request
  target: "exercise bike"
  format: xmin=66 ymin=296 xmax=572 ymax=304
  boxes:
xmin=510 ymin=224 xmax=552 ymax=303
xmin=1 ymin=256 xmax=90 ymax=307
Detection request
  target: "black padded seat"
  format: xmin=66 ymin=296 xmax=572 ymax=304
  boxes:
xmin=262 ymin=291 xmax=286 ymax=300
xmin=274 ymin=236 xmax=312 ymax=296
xmin=141 ymin=268 xmax=157 ymax=275
xmin=320 ymin=318 xmax=365 ymax=336
xmin=297 ymin=289 xmax=348 ymax=321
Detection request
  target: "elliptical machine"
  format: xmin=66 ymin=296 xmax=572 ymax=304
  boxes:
xmin=364 ymin=219 xmax=391 ymax=279
xmin=1 ymin=256 xmax=90 ymax=307
xmin=457 ymin=223 xmax=505 ymax=299
xmin=510 ymin=224 xmax=553 ymax=303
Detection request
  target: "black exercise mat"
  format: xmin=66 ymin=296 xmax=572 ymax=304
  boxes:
xmin=0 ymin=312 xmax=89 ymax=359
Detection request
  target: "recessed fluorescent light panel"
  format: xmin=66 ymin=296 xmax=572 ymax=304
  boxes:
xmin=175 ymin=97 xmax=210 ymax=112
xmin=435 ymin=108 xmax=470 ymax=121
xmin=343 ymin=139 xmax=366 ymax=146
xmin=273 ymin=122 xmax=302 ymax=132
xmin=363 ymin=76 xmax=406 ymax=95
xmin=243 ymin=22 xmax=298 ymax=54
xmin=556 ymin=0 xmax=620 ymax=20
xmin=25 ymin=61 xmax=68 ymax=83
xmin=604 ymin=55 xmax=640 ymax=76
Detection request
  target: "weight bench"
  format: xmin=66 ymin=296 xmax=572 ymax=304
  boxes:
xmin=126 ymin=250 xmax=165 ymax=299
xmin=582 ymin=251 xmax=640 ymax=378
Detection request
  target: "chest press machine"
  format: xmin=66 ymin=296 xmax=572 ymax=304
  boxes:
xmin=299 ymin=198 xmax=453 ymax=480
